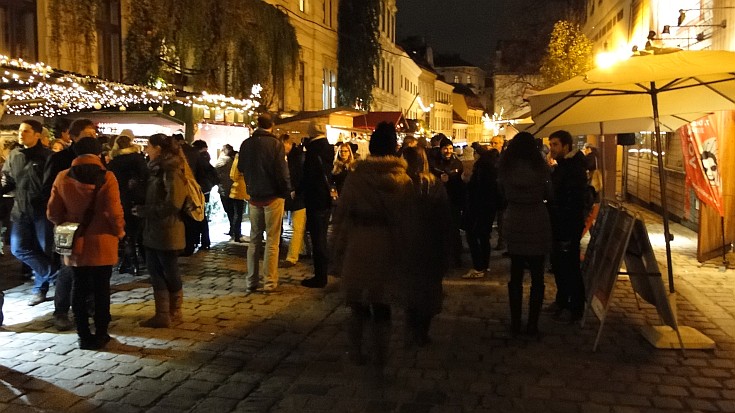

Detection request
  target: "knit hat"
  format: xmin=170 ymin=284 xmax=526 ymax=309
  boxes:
xmin=118 ymin=129 xmax=135 ymax=140
xmin=74 ymin=137 xmax=102 ymax=156
xmin=439 ymin=136 xmax=453 ymax=148
xmin=368 ymin=122 xmax=398 ymax=156
xmin=307 ymin=120 xmax=327 ymax=137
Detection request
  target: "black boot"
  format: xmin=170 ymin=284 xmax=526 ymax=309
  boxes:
xmin=508 ymin=281 xmax=523 ymax=336
xmin=347 ymin=304 xmax=368 ymax=365
xmin=75 ymin=307 xmax=99 ymax=350
xmin=414 ymin=312 xmax=433 ymax=347
xmin=527 ymin=284 xmax=545 ymax=337
xmin=404 ymin=308 xmax=417 ymax=348
xmin=0 ymin=291 xmax=4 ymax=326
xmin=370 ymin=304 xmax=391 ymax=367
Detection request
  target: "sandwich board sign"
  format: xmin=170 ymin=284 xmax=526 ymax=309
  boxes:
xmin=581 ymin=203 xmax=636 ymax=351
xmin=581 ymin=202 xmax=713 ymax=351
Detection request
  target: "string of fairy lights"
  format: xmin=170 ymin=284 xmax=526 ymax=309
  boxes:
xmin=0 ymin=55 xmax=261 ymax=118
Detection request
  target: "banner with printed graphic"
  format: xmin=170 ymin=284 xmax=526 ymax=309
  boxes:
xmin=680 ymin=116 xmax=724 ymax=217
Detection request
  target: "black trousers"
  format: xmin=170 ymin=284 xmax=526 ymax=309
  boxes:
xmin=71 ymin=266 xmax=112 ymax=339
xmin=466 ymin=209 xmax=495 ymax=271
xmin=231 ymin=198 xmax=245 ymax=238
xmin=221 ymin=195 xmax=235 ymax=235
xmin=306 ymin=207 xmax=331 ymax=281
xmin=551 ymin=238 xmax=585 ymax=316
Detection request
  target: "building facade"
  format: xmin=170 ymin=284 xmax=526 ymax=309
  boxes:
xmin=264 ymin=0 xmax=339 ymax=113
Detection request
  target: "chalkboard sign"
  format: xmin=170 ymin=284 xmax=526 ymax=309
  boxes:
xmin=625 ymin=218 xmax=678 ymax=329
xmin=581 ymin=202 xmax=636 ymax=351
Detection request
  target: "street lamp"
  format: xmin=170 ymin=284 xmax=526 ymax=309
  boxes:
xmin=663 ymin=20 xmax=727 ymax=35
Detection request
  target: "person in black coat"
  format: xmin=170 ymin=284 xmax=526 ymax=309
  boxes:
xmin=300 ymin=121 xmax=335 ymax=288
xmin=107 ymin=133 xmax=149 ymax=276
xmin=431 ymin=136 xmax=465 ymax=266
xmin=548 ymin=130 xmax=589 ymax=324
xmin=463 ymin=145 xmax=500 ymax=278
xmin=280 ymin=135 xmax=307 ymax=267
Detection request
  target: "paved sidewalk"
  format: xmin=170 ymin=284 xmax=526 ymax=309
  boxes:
xmin=0 ymin=209 xmax=732 ymax=412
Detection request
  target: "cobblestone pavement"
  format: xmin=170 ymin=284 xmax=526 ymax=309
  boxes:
xmin=0 ymin=206 xmax=732 ymax=413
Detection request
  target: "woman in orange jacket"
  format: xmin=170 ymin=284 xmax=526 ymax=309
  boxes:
xmin=47 ymin=137 xmax=125 ymax=350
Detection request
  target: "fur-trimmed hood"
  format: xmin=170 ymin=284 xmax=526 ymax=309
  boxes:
xmin=350 ymin=156 xmax=411 ymax=193
xmin=110 ymin=144 xmax=142 ymax=159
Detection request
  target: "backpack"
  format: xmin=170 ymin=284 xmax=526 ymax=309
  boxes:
xmin=181 ymin=160 xmax=205 ymax=221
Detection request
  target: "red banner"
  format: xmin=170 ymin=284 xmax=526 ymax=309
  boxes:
xmin=681 ymin=116 xmax=724 ymax=216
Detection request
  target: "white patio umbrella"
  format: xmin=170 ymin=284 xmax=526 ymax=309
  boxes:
xmin=527 ymin=50 xmax=735 ymax=293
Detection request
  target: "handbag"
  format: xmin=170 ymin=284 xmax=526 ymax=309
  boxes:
xmin=54 ymin=170 xmax=105 ymax=256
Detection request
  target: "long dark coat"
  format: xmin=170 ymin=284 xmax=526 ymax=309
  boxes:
xmin=499 ymin=161 xmax=553 ymax=256
xmin=330 ymin=156 xmax=413 ymax=304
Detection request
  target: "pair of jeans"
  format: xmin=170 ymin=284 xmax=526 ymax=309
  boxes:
xmin=285 ymin=208 xmax=306 ymax=263
xmin=54 ymin=265 xmax=73 ymax=315
xmin=10 ymin=213 xmax=56 ymax=294
xmin=306 ymin=208 xmax=331 ymax=281
xmin=71 ymin=266 xmax=111 ymax=339
xmin=247 ymin=198 xmax=284 ymax=289
xmin=145 ymin=248 xmax=182 ymax=292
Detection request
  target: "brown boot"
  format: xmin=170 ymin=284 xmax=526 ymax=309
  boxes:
xmin=140 ymin=290 xmax=170 ymax=328
xmin=169 ymin=290 xmax=183 ymax=323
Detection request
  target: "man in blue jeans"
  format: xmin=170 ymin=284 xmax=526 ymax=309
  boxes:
xmin=1 ymin=120 xmax=55 ymax=306
xmin=238 ymin=113 xmax=291 ymax=292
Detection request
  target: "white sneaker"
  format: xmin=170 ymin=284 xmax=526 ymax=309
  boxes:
xmin=462 ymin=269 xmax=485 ymax=279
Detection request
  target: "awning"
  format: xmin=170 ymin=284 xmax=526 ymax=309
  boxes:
xmin=66 ymin=111 xmax=185 ymax=136
xmin=353 ymin=111 xmax=409 ymax=131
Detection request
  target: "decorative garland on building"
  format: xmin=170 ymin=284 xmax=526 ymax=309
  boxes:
xmin=48 ymin=0 xmax=100 ymax=73
xmin=337 ymin=0 xmax=380 ymax=109
xmin=125 ymin=0 xmax=299 ymax=107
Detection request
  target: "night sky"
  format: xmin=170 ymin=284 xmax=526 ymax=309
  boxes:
xmin=396 ymin=0 xmax=521 ymax=68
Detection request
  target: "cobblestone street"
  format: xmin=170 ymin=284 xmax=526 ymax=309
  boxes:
xmin=0 ymin=205 xmax=732 ymax=413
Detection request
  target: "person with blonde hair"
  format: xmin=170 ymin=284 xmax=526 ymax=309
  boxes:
xmin=331 ymin=142 xmax=356 ymax=196
xmin=400 ymin=146 xmax=452 ymax=347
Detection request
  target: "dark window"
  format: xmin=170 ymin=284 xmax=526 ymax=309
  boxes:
xmin=0 ymin=0 xmax=37 ymax=61
xmin=96 ymin=0 xmax=121 ymax=80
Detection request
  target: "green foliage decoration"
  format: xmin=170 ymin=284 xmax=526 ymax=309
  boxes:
xmin=539 ymin=20 xmax=593 ymax=87
xmin=48 ymin=0 xmax=100 ymax=73
xmin=125 ymin=0 xmax=299 ymax=104
xmin=337 ymin=0 xmax=380 ymax=109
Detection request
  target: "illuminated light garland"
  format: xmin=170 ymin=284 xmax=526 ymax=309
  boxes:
xmin=0 ymin=54 xmax=262 ymax=118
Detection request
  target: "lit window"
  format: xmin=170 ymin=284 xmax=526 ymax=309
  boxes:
xmin=299 ymin=0 xmax=306 ymax=12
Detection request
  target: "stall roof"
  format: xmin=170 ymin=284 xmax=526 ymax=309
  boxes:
xmin=66 ymin=111 xmax=184 ymax=129
xmin=275 ymin=107 xmax=365 ymax=125
xmin=353 ymin=112 xmax=407 ymax=131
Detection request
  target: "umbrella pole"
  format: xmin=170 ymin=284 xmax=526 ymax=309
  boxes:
xmin=650 ymin=84 xmax=676 ymax=293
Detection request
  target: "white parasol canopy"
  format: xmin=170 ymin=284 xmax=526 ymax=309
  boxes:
xmin=528 ymin=50 xmax=735 ymax=292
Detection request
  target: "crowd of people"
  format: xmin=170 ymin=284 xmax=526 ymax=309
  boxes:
xmin=0 ymin=114 xmax=600 ymax=363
